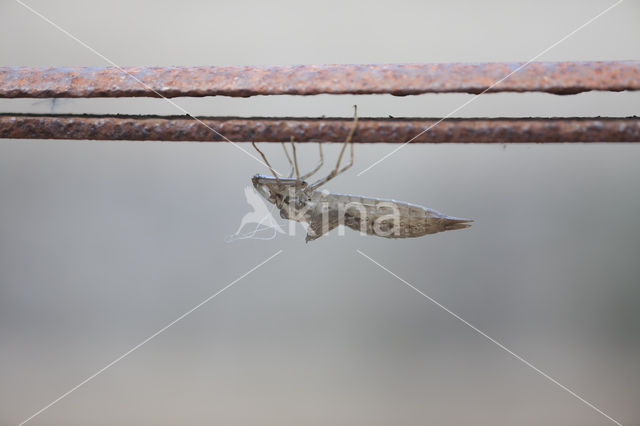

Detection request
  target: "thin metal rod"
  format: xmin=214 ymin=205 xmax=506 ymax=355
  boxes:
xmin=2 ymin=114 xmax=639 ymax=143
xmin=1 ymin=61 xmax=639 ymax=98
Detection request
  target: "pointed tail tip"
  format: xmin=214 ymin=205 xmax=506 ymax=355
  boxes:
xmin=443 ymin=216 xmax=473 ymax=231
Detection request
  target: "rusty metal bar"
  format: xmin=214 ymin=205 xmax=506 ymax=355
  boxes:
xmin=1 ymin=61 xmax=639 ymax=98
xmin=2 ymin=114 xmax=639 ymax=143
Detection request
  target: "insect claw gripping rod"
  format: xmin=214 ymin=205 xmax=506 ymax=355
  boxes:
xmin=1 ymin=115 xmax=640 ymax=143
xmin=1 ymin=61 xmax=639 ymax=97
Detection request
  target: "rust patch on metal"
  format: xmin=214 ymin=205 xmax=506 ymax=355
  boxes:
xmin=1 ymin=114 xmax=639 ymax=143
xmin=1 ymin=61 xmax=639 ymax=98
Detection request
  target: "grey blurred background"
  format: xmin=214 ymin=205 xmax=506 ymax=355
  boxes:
xmin=1 ymin=0 xmax=639 ymax=425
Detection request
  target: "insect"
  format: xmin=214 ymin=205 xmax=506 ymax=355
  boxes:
xmin=251 ymin=107 xmax=472 ymax=242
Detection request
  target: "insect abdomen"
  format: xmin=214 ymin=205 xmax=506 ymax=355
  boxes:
xmin=323 ymin=193 xmax=472 ymax=238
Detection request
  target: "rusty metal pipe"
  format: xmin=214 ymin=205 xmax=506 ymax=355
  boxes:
xmin=1 ymin=61 xmax=639 ymax=98
xmin=2 ymin=114 xmax=639 ymax=143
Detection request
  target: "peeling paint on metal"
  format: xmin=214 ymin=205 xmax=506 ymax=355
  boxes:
xmin=1 ymin=61 xmax=639 ymax=98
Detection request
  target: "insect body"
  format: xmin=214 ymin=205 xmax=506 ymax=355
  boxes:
xmin=251 ymin=108 xmax=472 ymax=242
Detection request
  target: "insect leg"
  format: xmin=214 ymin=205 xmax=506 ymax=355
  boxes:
xmin=301 ymin=144 xmax=324 ymax=180
xmin=252 ymin=142 xmax=279 ymax=180
xmin=308 ymin=105 xmax=358 ymax=191
xmin=290 ymin=137 xmax=301 ymax=181
xmin=281 ymin=142 xmax=295 ymax=178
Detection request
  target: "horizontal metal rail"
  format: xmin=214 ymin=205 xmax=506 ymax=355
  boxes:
xmin=2 ymin=114 xmax=639 ymax=143
xmin=1 ymin=61 xmax=639 ymax=98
